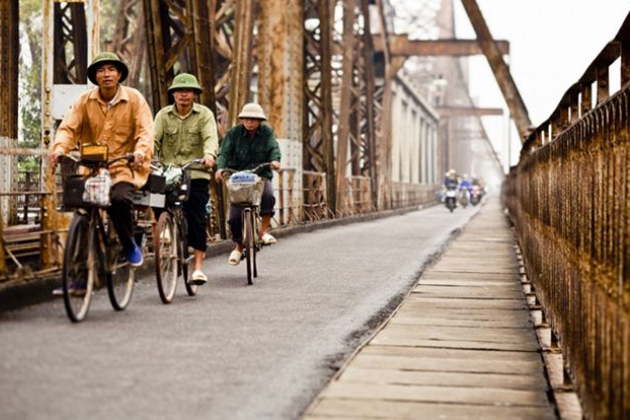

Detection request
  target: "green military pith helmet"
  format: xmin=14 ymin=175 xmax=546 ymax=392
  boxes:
xmin=168 ymin=73 xmax=203 ymax=94
xmin=87 ymin=52 xmax=129 ymax=85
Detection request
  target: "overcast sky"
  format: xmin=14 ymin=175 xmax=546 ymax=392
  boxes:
xmin=452 ymin=0 xmax=629 ymax=166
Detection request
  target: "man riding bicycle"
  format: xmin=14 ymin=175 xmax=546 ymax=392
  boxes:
xmin=50 ymin=52 xmax=154 ymax=293
xmin=214 ymin=103 xmax=281 ymax=266
xmin=154 ymin=73 xmax=219 ymax=285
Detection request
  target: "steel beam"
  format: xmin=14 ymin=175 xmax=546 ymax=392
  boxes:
xmin=437 ymin=106 xmax=503 ymax=117
xmin=460 ymin=0 xmax=531 ymax=141
xmin=0 ymin=0 xmax=18 ymax=226
xmin=360 ymin=0 xmax=378 ymax=208
xmin=0 ymin=0 xmax=19 ymax=141
xmin=257 ymin=0 xmax=303 ymax=140
xmin=0 ymin=0 xmax=19 ymax=226
xmin=303 ymin=0 xmax=336 ymax=213
xmin=374 ymin=36 xmax=510 ymax=57
xmin=375 ymin=0 xmax=394 ymax=210
xmin=225 ymin=0 xmax=256 ymax=130
xmin=335 ymin=0 xmax=358 ymax=214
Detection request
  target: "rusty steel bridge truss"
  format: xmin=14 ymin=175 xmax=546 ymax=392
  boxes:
xmin=2 ymin=0 xmax=517 ymax=284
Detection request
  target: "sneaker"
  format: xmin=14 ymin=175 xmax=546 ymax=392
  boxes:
xmin=126 ymin=244 xmax=144 ymax=267
xmin=261 ymin=232 xmax=276 ymax=245
xmin=190 ymin=270 xmax=208 ymax=286
xmin=52 ymin=281 xmax=87 ymax=297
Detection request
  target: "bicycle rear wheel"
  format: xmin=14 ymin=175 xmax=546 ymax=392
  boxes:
xmin=155 ymin=211 xmax=178 ymax=303
xmin=62 ymin=213 xmax=95 ymax=323
xmin=244 ymin=209 xmax=254 ymax=285
xmin=106 ymin=221 xmax=135 ymax=311
xmin=180 ymin=216 xmax=198 ymax=296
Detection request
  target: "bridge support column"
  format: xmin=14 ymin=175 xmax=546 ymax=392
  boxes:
xmin=0 ymin=0 xmax=19 ymax=226
xmin=258 ymin=0 xmax=304 ymax=223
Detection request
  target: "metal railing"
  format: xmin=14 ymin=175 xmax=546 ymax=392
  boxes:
xmin=503 ymin=12 xmax=630 ymax=420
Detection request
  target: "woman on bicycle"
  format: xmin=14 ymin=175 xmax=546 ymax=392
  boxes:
xmin=50 ymin=52 xmax=154 ymax=294
xmin=154 ymin=73 xmax=219 ymax=285
xmin=214 ymin=103 xmax=281 ymax=266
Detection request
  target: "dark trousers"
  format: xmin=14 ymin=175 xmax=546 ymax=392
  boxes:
xmin=228 ymin=179 xmax=275 ymax=244
xmin=107 ymin=182 xmax=136 ymax=253
xmin=183 ymin=179 xmax=210 ymax=252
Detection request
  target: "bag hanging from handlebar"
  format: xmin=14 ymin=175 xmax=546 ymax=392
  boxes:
xmin=83 ymin=169 xmax=113 ymax=207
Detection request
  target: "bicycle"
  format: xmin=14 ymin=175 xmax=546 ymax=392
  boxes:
xmin=59 ymin=144 xmax=156 ymax=322
xmin=152 ymin=158 xmax=209 ymax=303
xmin=223 ymin=163 xmax=271 ymax=286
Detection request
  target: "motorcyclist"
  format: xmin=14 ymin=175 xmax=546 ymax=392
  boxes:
xmin=443 ymin=169 xmax=458 ymax=190
xmin=459 ymin=174 xmax=472 ymax=194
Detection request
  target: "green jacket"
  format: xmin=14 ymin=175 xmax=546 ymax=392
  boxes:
xmin=154 ymin=103 xmax=219 ymax=180
xmin=217 ymin=124 xmax=281 ymax=180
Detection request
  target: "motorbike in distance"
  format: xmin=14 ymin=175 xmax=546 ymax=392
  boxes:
xmin=470 ymin=185 xmax=482 ymax=206
xmin=444 ymin=185 xmax=457 ymax=212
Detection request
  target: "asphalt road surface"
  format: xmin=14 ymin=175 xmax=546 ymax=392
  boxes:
xmin=0 ymin=204 xmax=478 ymax=420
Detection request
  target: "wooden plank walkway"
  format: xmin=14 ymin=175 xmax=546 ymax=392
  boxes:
xmin=304 ymin=198 xmax=556 ymax=420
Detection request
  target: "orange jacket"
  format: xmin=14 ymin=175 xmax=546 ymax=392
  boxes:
xmin=52 ymin=86 xmax=154 ymax=189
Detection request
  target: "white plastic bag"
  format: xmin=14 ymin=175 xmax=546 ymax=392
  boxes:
xmin=226 ymin=173 xmax=264 ymax=205
xmin=83 ymin=169 xmax=113 ymax=207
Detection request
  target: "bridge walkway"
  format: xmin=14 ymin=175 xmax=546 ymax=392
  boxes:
xmin=304 ymin=198 xmax=558 ymax=420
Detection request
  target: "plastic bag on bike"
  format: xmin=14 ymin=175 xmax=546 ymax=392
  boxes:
xmin=227 ymin=173 xmax=264 ymax=206
xmin=83 ymin=169 xmax=113 ymax=207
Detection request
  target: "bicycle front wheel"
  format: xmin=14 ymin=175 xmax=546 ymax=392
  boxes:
xmin=155 ymin=211 xmax=178 ymax=303
xmin=62 ymin=213 xmax=96 ymax=323
xmin=106 ymin=222 xmax=135 ymax=311
xmin=244 ymin=209 xmax=254 ymax=285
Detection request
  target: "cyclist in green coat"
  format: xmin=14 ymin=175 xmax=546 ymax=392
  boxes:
xmin=215 ymin=103 xmax=281 ymax=266
xmin=154 ymin=73 xmax=218 ymax=285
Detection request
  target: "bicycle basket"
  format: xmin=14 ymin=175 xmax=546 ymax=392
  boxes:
xmin=62 ymin=175 xmax=86 ymax=210
xmin=226 ymin=172 xmax=264 ymax=206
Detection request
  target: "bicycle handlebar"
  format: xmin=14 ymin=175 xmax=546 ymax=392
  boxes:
xmin=150 ymin=158 xmax=212 ymax=173
xmin=62 ymin=153 xmax=134 ymax=167
xmin=221 ymin=162 xmax=272 ymax=177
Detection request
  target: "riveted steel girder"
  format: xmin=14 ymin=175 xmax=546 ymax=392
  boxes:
xmin=460 ymin=0 xmax=531 ymax=141
xmin=374 ymin=36 xmax=510 ymax=57
xmin=0 ymin=0 xmax=19 ymax=141
xmin=335 ymin=0 xmax=378 ymax=214
xmin=303 ymin=0 xmax=336 ymax=213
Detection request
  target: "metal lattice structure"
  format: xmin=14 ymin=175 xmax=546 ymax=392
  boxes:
xmin=112 ymin=0 xmax=146 ymax=86
xmin=53 ymin=2 xmax=89 ymax=84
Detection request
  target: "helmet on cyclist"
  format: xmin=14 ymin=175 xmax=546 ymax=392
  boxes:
xmin=238 ymin=103 xmax=267 ymax=121
xmin=87 ymin=52 xmax=129 ymax=85
xmin=168 ymin=73 xmax=203 ymax=94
